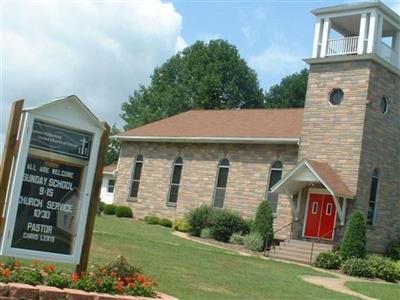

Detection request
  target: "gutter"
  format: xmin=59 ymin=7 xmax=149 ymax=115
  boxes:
xmin=113 ymin=135 xmax=300 ymax=145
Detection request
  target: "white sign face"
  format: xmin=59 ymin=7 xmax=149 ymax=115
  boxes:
xmin=1 ymin=97 xmax=102 ymax=264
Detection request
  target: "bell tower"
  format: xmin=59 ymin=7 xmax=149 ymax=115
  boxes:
xmin=299 ymin=1 xmax=400 ymax=252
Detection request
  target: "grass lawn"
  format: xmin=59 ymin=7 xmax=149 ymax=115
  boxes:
xmin=345 ymin=282 xmax=400 ymax=300
xmin=85 ymin=215 xmax=356 ymax=300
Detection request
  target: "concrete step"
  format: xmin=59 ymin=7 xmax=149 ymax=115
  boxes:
xmin=278 ymin=242 xmax=333 ymax=252
xmin=285 ymin=239 xmax=333 ymax=250
xmin=268 ymin=239 xmax=333 ymax=265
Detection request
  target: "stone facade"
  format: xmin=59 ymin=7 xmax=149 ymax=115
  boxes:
xmin=114 ymin=142 xmax=298 ymax=236
xmin=299 ymin=59 xmax=400 ymax=252
xmin=113 ymin=58 xmax=400 ymax=252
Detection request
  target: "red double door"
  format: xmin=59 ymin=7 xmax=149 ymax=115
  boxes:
xmin=304 ymin=193 xmax=336 ymax=240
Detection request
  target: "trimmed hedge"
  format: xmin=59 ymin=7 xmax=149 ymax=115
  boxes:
xmin=315 ymin=252 xmax=342 ymax=270
xmin=253 ymin=201 xmax=274 ymax=249
xmin=99 ymin=201 xmax=106 ymax=212
xmin=173 ymin=218 xmax=190 ymax=232
xmin=186 ymin=205 xmax=214 ymax=237
xmin=366 ymin=255 xmax=398 ymax=282
xmin=144 ymin=216 xmax=160 ymax=225
xmin=244 ymin=233 xmax=264 ymax=252
xmin=103 ymin=204 xmax=117 ymax=215
xmin=339 ymin=212 xmax=366 ymax=260
xmin=229 ymin=233 xmax=245 ymax=245
xmin=208 ymin=209 xmax=249 ymax=242
xmin=200 ymin=228 xmax=214 ymax=239
xmin=386 ymin=237 xmax=400 ymax=261
xmin=159 ymin=218 xmax=173 ymax=228
xmin=115 ymin=206 xmax=133 ymax=218
xmin=341 ymin=258 xmax=375 ymax=278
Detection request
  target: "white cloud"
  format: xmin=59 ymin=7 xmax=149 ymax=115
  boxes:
xmin=241 ymin=26 xmax=256 ymax=46
xmin=1 ymin=0 xmax=185 ymax=151
xmin=249 ymin=45 xmax=306 ymax=77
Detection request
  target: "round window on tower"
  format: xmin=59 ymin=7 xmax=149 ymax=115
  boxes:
xmin=380 ymin=96 xmax=389 ymax=114
xmin=329 ymin=88 xmax=344 ymax=106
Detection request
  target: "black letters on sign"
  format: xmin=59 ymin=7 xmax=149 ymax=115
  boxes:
xmin=30 ymin=120 xmax=92 ymax=160
xmin=11 ymin=156 xmax=82 ymax=255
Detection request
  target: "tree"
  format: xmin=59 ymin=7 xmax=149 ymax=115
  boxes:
xmin=339 ymin=212 xmax=367 ymax=260
xmin=105 ymin=124 xmax=121 ymax=165
xmin=264 ymin=68 xmax=309 ymax=108
xmin=121 ymin=39 xmax=264 ymax=129
xmin=253 ymin=200 xmax=274 ymax=249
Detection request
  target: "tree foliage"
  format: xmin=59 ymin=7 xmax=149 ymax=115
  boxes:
xmin=105 ymin=124 xmax=121 ymax=165
xmin=339 ymin=212 xmax=367 ymax=260
xmin=121 ymin=39 xmax=264 ymax=129
xmin=253 ymin=200 xmax=274 ymax=249
xmin=264 ymin=68 xmax=309 ymax=108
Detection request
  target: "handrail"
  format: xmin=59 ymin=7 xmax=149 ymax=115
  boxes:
xmin=263 ymin=219 xmax=300 ymax=254
xmin=309 ymin=224 xmax=343 ymax=265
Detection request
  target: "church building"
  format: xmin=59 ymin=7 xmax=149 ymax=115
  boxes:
xmin=113 ymin=1 xmax=400 ymax=255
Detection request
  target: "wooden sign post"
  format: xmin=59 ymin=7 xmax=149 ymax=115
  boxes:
xmin=0 ymin=96 xmax=108 ymax=272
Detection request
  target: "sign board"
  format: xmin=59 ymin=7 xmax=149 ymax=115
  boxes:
xmin=0 ymin=96 xmax=105 ymax=264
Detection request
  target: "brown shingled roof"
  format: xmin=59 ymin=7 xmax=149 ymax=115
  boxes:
xmin=117 ymin=108 xmax=303 ymax=141
xmin=306 ymin=160 xmax=354 ymax=199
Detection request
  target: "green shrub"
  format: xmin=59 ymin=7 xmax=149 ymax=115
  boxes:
xmin=99 ymin=201 xmax=106 ymax=212
xmin=200 ymin=228 xmax=214 ymax=239
xmin=186 ymin=205 xmax=214 ymax=236
xmin=159 ymin=218 xmax=173 ymax=227
xmin=367 ymin=255 xmax=399 ymax=282
xmin=395 ymin=261 xmax=400 ymax=281
xmin=315 ymin=252 xmax=342 ymax=269
xmin=341 ymin=258 xmax=375 ymax=278
xmin=145 ymin=215 xmax=160 ymax=225
xmin=13 ymin=268 xmax=43 ymax=285
xmin=46 ymin=271 xmax=72 ymax=288
xmin=386 ymin=237 xmax=400 ymax=261
xmin=229 ymin=233 xmax=245 ymax=245
xmin=208 ymin=209 xmax=248 ymax=242
xmin=244 ymin=233 xmax=264 ymax=252
xmin=243 ymin=218 xmax=254 ymax=234
xmin=115 ymin=206 xmax=133 ymax=218
xmin=173 ymin=218 xmax=190 ymax=232
xmin=103 ymin=204 xmax=117 ymax=215
xmin=253 ymin=201 xmax=274 ymax=249
xmin=339 ymin=212 xmax=366 ymax=260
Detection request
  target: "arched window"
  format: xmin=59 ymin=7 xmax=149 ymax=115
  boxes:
xmin=367 ymin=168 xmax=380 ymax=226
xmin=213 ymin=159 xmax=230 ymax=208
xmin=266 ymin=161 xmax=283 ymax=213
xmin=129 ymin=154 xmax=143 ymax=199
xmin=167 ymin=157 xmax=183 ymax=205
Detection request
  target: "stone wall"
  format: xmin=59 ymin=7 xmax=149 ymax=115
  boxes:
xmin=300 ymin=59 xmax=400 ymax=252
xmin=114 ymin=142 xmax=298 ymax=238
xmin=299 ymin=61 xmax=370 ymax=194
xmin=356 ymin=62 xmax=400 ymax=252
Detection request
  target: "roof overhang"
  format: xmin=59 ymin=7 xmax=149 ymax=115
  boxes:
xmin=113 ymin=136 xmax=300 ymax=145
xmin=304 ymin=53 xmax=400 ymax=77
xmin=271 ymin=159 xmax=354 ymax=199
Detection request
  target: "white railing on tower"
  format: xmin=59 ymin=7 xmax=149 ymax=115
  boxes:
xmin=326 ymin=36 xmax=359 ymax=56
xmin=378 ymin=42 xmax=399 ymax=69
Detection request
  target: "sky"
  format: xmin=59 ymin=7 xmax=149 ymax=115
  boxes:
xmin=1 ymin=0 xmax=399 ymax=153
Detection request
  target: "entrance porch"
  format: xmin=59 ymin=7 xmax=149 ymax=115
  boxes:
xmin=271 ymin=159 xmax=354 ymax=246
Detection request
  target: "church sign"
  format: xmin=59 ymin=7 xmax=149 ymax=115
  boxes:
xmin=0 ymin=96 xmax=106 ymax=265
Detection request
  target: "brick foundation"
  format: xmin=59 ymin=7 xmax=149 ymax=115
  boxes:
xmin=0 ymin=283 xmax=178 ymax=300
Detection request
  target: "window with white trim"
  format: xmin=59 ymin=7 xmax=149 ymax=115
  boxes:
xmin=266 ymin=161 xmax=283 ymax=213
xmin=367 ymin=168 xmax=380 ymax=226
xmin=107 ymin=179 xmax=115 ymax=193
xmin=213 ymin=159 xmax=229 ymax=208
xmin=167 ymin=157 xmax=183 ymax=205
xmin=129 ymin=154 xmax=143 ymax=199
